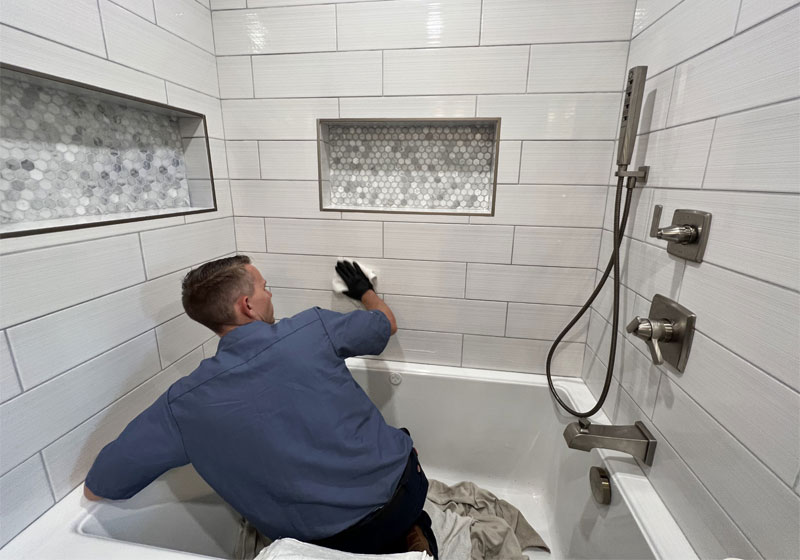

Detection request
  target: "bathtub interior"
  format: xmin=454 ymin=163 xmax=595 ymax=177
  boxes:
xmin=76 ymin=363 xmax=657 ymax=560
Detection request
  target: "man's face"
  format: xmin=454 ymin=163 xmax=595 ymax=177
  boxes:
xmin=245 ymin=265 xmax=274 ymax=324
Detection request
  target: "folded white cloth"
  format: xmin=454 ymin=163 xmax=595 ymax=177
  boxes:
xmin=332 ymin=259 xmax=378 ymax=295
xmin=254 ymin=538 xmax=430 ymax=560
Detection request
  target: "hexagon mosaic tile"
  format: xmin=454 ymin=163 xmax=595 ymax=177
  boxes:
xmin=320 ymin=121 xmax=498 ymax=214
xmin=0 ymin=73 xmax=192 ymax=226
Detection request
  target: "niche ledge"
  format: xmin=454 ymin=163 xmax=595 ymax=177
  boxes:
xmin=0 ymin=63 xmax=218 ymax=238
xmin=317 ymin=118 xmax=500 ymax=216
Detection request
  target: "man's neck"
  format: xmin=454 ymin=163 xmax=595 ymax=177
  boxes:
xmin=217 ymin=319 xmax=255 ymax=338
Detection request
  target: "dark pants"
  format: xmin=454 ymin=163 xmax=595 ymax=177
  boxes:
xmin=312 ymin=450 xmax=438 ymax=558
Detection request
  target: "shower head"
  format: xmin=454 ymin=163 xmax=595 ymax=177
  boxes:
xmin=617 ymin=66 xmax=648 ymax=167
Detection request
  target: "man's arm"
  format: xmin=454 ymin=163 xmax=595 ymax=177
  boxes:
xmin=361 ymin=289 xmax=397 ymax=335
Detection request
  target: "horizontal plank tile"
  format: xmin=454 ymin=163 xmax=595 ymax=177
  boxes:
xmin=0 ymin=454 xmax=54 ymax=547
xmin=383 ymin=294 xmax=507 ymax=336
xmin=155 ymin=313 xmax=212 ymax=367
xmin=339 ymin=96 xmax=476 ymax=118
xmin=265 ymin=219 xmax=382 ymax=257
xmin=226 ymin=141 xmax=261 ymax=179
xmin=462 ymin=335 xmax=583 ymax=376
xmin=466 ymin=263 xmax=596 ymax=305
xmin=230 ymin=180 xmax=338 ymax=219
xmin=631 ymin=120 xmax=715 ymax=189
xmin=270 ymin=287 xmax=361 ymax=319
xmin=0 ymin=332 xmax=21 ymax=403
xmin=216 ymin=56 xmax=253 ymax=98
xmin=234 ymin=217 xmax=266 ymax=252
xmin=153 ymin=0 xmax=214 ymax=53
xmin=471 ymin=185 xmax=607 ymax=227
xmin=367 ymin=329 xmax=463 ymax=367
xmin=520 ymin=141 xmax=614 ymax=185
xmin=383 ymin=223 xmax=513 ymax=263
xmin=528 ymin=42 xmax=629 ymax=92
xmin=222 ymin=98 xmax=338 ymax=139
xmin=140 ymin=218 xmax=236 ymax=278
xmin=505 ymin=303 xmax=588 ymax=342
xmin=512 ymin=226 xmax=601 ymax=268
xmin=258 ymin=141 xmax=319 ymax=180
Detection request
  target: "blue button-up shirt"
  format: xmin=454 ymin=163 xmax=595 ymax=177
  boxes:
xmin=85 ymin=307 xmax=412 ymax=541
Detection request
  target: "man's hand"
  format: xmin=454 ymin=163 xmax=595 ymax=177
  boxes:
xmin=335 ymin=260 xmax=374 ymax=300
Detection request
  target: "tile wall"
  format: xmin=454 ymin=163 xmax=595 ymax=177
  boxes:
xmin=584 ymin=2 xmax=800 ymax=559
xmin=214 ymin=0 xmax=634 ymax=380
xmin=0 ymin=0 xmax=234 ymax=547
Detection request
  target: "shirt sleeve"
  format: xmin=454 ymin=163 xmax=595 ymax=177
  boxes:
xmin=84 ymin=391 xmax=189 ymax=500
xmin=316 ymin=308 xmax=392 ymax=359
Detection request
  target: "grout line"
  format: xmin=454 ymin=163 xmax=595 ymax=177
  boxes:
xmin=3 ymin=330 xmax=25 ymax=396
xmin=733 ymin=0 xmax=745 ymax=34
xmin=334 ymin=4 xmax=339 ymax=51
xmin=381 ymin=222 xmax=384 ymax=257
xmin=96 ymin=0 xmax=110 ymax=59
xmin=39 ymin=452 xmax=58 ymax=502
xmin=514 ymin=141 xmax=523 ymax=182
xmin=630 ymin=0 xmax=688 ymax=40
xmin=249 ymin=55 xmax=256 ymax=97
xmin=699 ymin=118 xmax=717 ymax=189
xmin=153 ymin=325 xmax=165 ymax=370
xmin=137 ymin=232 xmax=150 ymax=279
xmin=256 ymin=141 xmax=263 ymax=178
xmin=524 ymin=44 xmax=532 ymax=92
xmin=381 ymin=50 xmax=384 ymax=96
xmin=477 ymin=0 xmax=484 ymax=45
xmin=459 ymin=334 xmax=465 ymax=367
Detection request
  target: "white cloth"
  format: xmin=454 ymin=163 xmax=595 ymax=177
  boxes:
xmin=424 ymin=498 xmax=472 ymax=560
xmin=332 ymin=260 xmax=378 ymax=295
xmin=254 ymin=538 xmax=430 ymax=560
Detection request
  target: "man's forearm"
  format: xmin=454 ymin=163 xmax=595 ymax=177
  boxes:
xmin=361 ymin=290 xmax=397 ymax=335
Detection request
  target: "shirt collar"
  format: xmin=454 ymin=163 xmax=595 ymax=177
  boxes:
xmin=217 ymin=320 xmax=266 ymax=351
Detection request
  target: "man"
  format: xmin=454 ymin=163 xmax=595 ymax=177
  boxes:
xmin=84 ymin=255 xmax=437 ymax=557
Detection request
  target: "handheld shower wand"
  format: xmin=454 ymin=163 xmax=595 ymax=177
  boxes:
xmin=546 ymin=66 xmax=649 ymax=418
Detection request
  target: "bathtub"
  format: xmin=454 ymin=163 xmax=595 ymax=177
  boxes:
xmin=0 ymin=359 xmax=696 ymax=560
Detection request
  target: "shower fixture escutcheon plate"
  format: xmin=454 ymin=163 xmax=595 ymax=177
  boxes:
xmin=649 ymin=205 xmax=712 ymax=263
xmin=628 ymin=295 xmax=696 ymax=372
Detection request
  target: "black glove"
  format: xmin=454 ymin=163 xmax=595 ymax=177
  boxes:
xmin=335 ymin=260 xmax=373 ymax=300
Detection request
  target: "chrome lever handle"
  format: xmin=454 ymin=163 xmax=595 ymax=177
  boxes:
xmin=626 ymin=317 xmax=674 ymax=366
xmin=649 ymin=205 xmax=699 ymax=244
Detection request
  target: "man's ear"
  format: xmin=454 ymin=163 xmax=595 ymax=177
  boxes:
xmin=241 ymin=295 xmax=256 ymax=319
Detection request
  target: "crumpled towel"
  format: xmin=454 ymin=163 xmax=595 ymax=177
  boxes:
xmin=254 ymin=538 xmax=430 ymax=560
xmin=426 ymin=479 xmax=549 ymax=560
xmin=424 ymin=497 xmax=472 ymax=560
xmin=332 ymin=259 xmax=378 ymax=294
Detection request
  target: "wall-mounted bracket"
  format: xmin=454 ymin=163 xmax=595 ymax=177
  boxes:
xmin=649 ymin=205 xmax=712 ymax=262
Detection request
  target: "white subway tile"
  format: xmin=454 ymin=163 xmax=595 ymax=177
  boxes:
xmin=0 ymin=0 xmax=106 ymax=57
xmin=703 ymin=100 xmax=800 ymax=193
xmin=346 ymin=213 xmax=469 ymax=224
xmin=613 ymin=389 xmax=761 ymax=560
xmin=185 ymin=179 xmax=234 ymax=223
xmin=650 ymin=188 xmax=800 ymax=291
xmin=100 ymin=0 xmax=218 ymax=97
xmin=462 ymin=335 xmax=583 ymax=376
xmin=466 ymin=264 xmax=596 ymax=305
xmin=638 ymin=69 xmax=675 ymax=134
xmin=663 ymin=332 xmax=800 ymax=485
xmin=631 ymin=0 xmax=683 ymax=37
xmin=0 ymin=332 xmax=21 ymax=403
xmin=166 ymin=83 xmax=224 ymax=139
xmin=226 ymin=142 xmax=261 ymax=179
xmin=337 ymin=0 xmax=480 ymax=51
xmin=586 ymin=310 xmax=623 ymax=366
xmin=208 ymin=139 xmax=229 ymax=179
xmin=581 ymin=348 xmax=623 ymax=419
xmin=653 ymin=377 xmax=800 ymax=560
xmin=512 ymin=226 xmax=600 ymax=268
xmin=141 ymin=218 xmax=235 ymax=278
xmin=681 ymin=263 xmax=799 ymax=390
xmin=230 ymin=180 xmax=337 ymax=219
xmin=111 ymin=0 xmax=155 ymax=21
xmin=41 ymin=349 xmax=203 ymax=500
xmin=528 ymin=42 xmax=629 ymax=92
xmin=384 ymin=223 xmax=513 ymax=264
xmin=591 ymin=281 xmax=641 ymax=339
xmin=234 ymin=217 xmax=266 ymax=252
xmin=184 ymin=137 xmax=213 ymax=180
xmin=737 ymin=0 xmax=799 ymax=32
xmin=0 ymin=455 xmax=54 ymax=548
xmin=253 ymin=51 xmax=381 ymax=98
xmin=520 ymin=141 xmax=614 ymax=184
xmin=340 ymin=96 xmax=477 ymax=118
xmin=211 ymin=0 xmax=244 ymax=8
xmin=384 ymin=46 xmax=528 ymax=96
xmin=383 ymin=294 xmax=506 ymax=336
xmin=629 ymin=0 xmax=739 ymax=77
xmin=258 ymin=141 xmax=318 ymax=180
xmin=266 ymin=219 xmax=382 ymax=257
xmin=251 ymin=253 xmax=466 ymax=298
xmin=631 ymin=120 xmax=715 ymax=189
xmin=368 ymin=329 xmax=463 ymax=367
xmin=7 ymin=270 xmax=185 ymax=388
xmin=271 ymin=287 xmax=360 ymax=318
xmin=601 ymin=183 xmax=653 ymax=242
xmin=217 ymin=56 xmax=253 ymax=98
xmin=154 ymin=0 xmax=214 ymax=52
xmin=478 ymin=94 xmax=621 ymax=140
xmin=0 ymin=25 xmax=166 ymax=104
xmin=496 ymin=141 xmax=520 ymax=184
xmin=481 ymin=0 xmax=635 ymax=45
xmin=666 ymin=9 xmax=800 ymax=126
xmin=0 ymin=234 xmax=145 ymax=330
xmin=202 ymin=336 xmax=219 ymax=358
xmin=505 ymin=303 xmax=588 ymax=342
xmin=249 ymin=0 xmax=381 ymax=5
xmin=222 ymin=98 xmax=338 ymax=139
xmin=212 ymin=5 xmax=335 ymax=55
xmin=471 ymin=185 xmax=607 ymax=227
xmin=0 ymin=332 xmax=160 ymax=476
xmin=155 ymin=313 xmax=212 ymax=367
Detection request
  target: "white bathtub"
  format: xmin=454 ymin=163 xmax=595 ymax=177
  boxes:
xmin=0 ymin=359 xmax=696 ymax=560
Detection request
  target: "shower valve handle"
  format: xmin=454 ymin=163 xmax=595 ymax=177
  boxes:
xmin=626 ymin=317 xmax=674 ymax=365
xmin=649 ymin=205 xmax=698 ymax=244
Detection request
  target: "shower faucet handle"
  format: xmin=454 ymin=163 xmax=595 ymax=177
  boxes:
xmin=626 ymin=317 xmax=674 ymax=365
xmin=648 ymin=205 xmax=713 ymax=263
xmin=649 ymin=205 xmax=698 ymax=244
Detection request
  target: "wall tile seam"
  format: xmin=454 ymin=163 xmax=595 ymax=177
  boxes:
xmin=629 ymin=0 xmax=689 ymax=41
xmin=95 ymin=0 xmax=110 ymax=59
xmin=1 ymin=454 xmax=57 ymax=549
xmin=2 ymin=330 xmax=24 ymax=393
xmin=632 ymin=2 xmax=799 ymax=86
xmin=107 ymin=0 xmax=218 ymax=57
xmin=733 ymin=0 xmax=746 ymax=34
xmin=736 ymin=0 xmax=800 ymax=34
xmin=654 ymin=373 xmax=800 ymax=496
xmin=38 ymin=450 xmax=58 ymax=502
xmin=224 ymin=90 xmax=626 ymax=99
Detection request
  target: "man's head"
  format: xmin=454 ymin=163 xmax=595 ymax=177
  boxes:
xmin=181 ymin=255 xmax=274 ymax=335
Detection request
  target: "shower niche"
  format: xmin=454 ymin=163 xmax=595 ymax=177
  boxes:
xmin=317 ymin=118 xmax=500 ymax=216
xmin=0 ymin=64 xmax=217 ymax=238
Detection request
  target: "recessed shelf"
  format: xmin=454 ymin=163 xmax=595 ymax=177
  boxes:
xmin=0 ymin=63 xmax=218 ymax=238
xmin=317 ymin=118 xmax=500 ymax=216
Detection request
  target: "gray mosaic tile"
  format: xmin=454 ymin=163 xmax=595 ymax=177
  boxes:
xmin=321 ymin=122 xmax=497 ymax=214
xmin=0 ymin=73 xmax=192 ymax=225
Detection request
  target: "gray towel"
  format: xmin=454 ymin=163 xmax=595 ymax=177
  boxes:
xmin=426 ymin=479 xmax=549 ymax=560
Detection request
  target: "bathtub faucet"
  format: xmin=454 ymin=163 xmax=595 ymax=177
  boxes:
xmin=563 ymin=418 xmax=657 ymax=466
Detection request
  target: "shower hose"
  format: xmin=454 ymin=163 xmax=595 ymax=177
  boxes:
xmin=545 ymin=171 xmax=638 ymax=418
